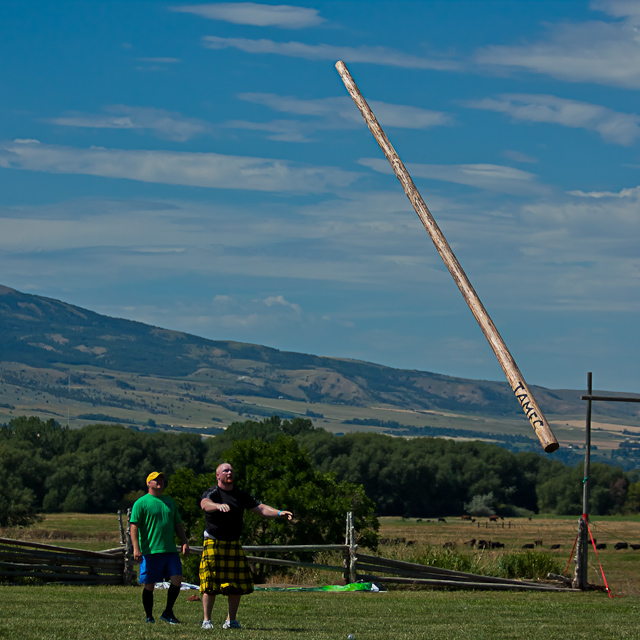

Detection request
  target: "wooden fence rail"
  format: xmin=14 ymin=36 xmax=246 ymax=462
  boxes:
xmin=354 ymin=553 xmax=566 ymax=591
xmin=1 ymin=512 xmax=571 ymax=592
xmin=0 ymin=537 xmax=126 ymax=585
xmin=185 ymin=514 xmax=568 ymax=592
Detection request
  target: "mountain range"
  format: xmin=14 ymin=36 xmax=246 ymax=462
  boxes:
xmin=1 ymin=284 xmax=639 ymax=460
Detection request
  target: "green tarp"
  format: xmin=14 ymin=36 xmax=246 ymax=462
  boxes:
xmin=255 ymin=582 xmax=382 ymax=592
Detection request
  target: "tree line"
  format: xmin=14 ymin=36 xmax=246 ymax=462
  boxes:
xmin=2 ymin=415 xmax=639 ymax=535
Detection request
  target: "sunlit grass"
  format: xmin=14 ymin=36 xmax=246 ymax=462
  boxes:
xmin=2 ymin=585 xmax=638 ymax=640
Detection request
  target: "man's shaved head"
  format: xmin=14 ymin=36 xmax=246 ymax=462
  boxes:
xmin=216 ymin=463 xmax=234 ymax=488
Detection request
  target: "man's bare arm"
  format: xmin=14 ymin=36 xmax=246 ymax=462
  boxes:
xmin=250 ymin=504 xmax=293 ymax=520
xmin=175 ymin=522 xmax=190 ymax=556
xmin=130 ymin=523 xmax=142 ymax=563
xmin=201 ymin=498 xmax=230 ymax=513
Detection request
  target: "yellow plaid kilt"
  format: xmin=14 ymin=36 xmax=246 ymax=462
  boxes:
xmin=199 ymin=538 xmax=254 ymax=595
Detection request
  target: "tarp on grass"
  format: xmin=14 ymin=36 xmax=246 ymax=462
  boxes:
xmin=255 ymin=582 xmax=383 ymax=592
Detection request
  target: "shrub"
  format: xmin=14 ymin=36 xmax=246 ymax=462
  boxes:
xmin=494 ymin=551 xmax=562 ymax=580
xmin=414 ymin=547 xmax=482 ymax=574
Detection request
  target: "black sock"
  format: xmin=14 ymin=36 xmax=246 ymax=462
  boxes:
xmin=164 ymin=584 xmax=180 ymax=616
xmin=142 ymin=589 xmax=154 ymax=618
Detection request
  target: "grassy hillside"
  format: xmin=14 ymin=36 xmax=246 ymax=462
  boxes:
xmin=1 ymin=284 xmax=639 ymax=459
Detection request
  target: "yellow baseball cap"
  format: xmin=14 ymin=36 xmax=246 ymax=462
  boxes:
xmin=146 ymin=471 xmax=165 ymax=485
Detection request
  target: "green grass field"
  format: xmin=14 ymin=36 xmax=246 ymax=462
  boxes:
xmin=377 ymin=515 xmax=640 ymax=596
xmin=3 ymin=514 xmax=640 ymax=639
xmin=1 ymin=585 xmax=637 ymax=640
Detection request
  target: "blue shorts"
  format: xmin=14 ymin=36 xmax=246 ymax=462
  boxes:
xmin=139 ymin=552 xmax=183 ymax=585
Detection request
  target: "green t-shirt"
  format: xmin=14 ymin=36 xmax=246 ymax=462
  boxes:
xmin=130 ymin=493 xmax=182 ymax=555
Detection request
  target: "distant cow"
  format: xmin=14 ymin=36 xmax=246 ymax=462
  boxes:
xmin=443 ymin=542 xmax=456 ymax=549
xmin=522 ymin=543 xmax=535 ymax=549
xmin=463 ymin=539 xmax=476 ymax=547
xmin=438 ymin=518 xmax=447 ymax=523
xmin=630 ymin=544 xmax=640 ymax=551
xmin=461 ymin=515 xmax=471 ymax=521
xmin=490 ymin=541 xmax=504 ymax=549
xmin=477 ymin=540 xmax=490 ymax=549
xmin=550 ymin=544 xmax=561 ymax=550
xmin=489 ymin=515 xmax=499 ymax=522
xmin=615 ymin=542 xmax=629 ymax=550
xmin=534 ymin=540 xmax=543 ymax=547
xmin=596 ymin=543 xmax=607 ymax=550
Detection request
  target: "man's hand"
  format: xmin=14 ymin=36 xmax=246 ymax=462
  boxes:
xmin=279 ymin=510 xmax=293 ymax=521
xmin=181 ymin=542 xmax=190 ymax=557
xmin=133 ymin=549 xmax=143 ymax=563
xmin=217 ymin=503 xmax=230 ymax=512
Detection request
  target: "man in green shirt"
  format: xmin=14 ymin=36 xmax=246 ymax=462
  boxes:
xmin=130 ymin=471 xmax=189 ymax=625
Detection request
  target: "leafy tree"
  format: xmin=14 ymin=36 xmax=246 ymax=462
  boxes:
xmin=167 ymin=435 xmax=378 ymax=551
xmin=537 ymin=462 xmax=628 ymax=515
xmin=623 ymin=481 xmax=640 ymax=514
xmin=226 ymin=436 xmax=378 ymax=548
xmin=0 ymin=445 xmax=40 ymax=526
xmin=464 ymin=492 xmax=496 ymax=517
xmin=204 ymin=416 xmax=319 ymax=468
xmin=0 ymin=416 xmax=67 ymax=460
xmin=164 ymin=467 xmax=215 ymax=540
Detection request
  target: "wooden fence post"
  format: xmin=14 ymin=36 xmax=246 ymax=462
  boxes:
xmin=117 ymin=510 xmax=125 ymax=546
xmin=343 ymin=512 xmax=350 ymax=584
xmin=123 ymin=507 xmax=134 ymax=586
xmin=572 ymin=517 xmax=587 ymax=590
xmin=348 ymin=512 xmax=357 ymax=584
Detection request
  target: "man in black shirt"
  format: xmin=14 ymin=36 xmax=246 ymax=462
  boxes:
xmin=199 ymin=462 xmax=292 ymax=630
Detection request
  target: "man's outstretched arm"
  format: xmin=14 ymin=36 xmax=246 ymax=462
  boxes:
xmin=250 ymin=504 xmax=293 ymax=520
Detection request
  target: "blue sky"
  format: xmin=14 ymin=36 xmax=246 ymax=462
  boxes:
xmin=1 ymin=1 xmax=639 ymax=393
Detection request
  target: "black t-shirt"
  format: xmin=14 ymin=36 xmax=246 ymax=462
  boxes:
xmin=201 ymin=485 xmax=259 ymax=541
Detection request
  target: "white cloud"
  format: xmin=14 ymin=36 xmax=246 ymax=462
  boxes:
xmin=592 ymin=0 xmax=640 ymax=22
xmin=225 ymin=119 xmax=315 ymax=143
xmin=0 ymin=190 xmax=451 ymax=291
xmin=183 ymin=292 xmax=305 ymax=333
xmin=502 ymin=150 xmax=539 ymax=164
xmin=466 ymin=94 xmax=640 ymax=146
xmin=237 ymin=93 xmax=451 ymax=129
xmin=227 ymin=93 xmax=451 ymax=142
xmin=0 ymin=139 xmax=360 ymax=193
xmin=172 ymin=3 xmax=326 ymax=29
xmin=264 ymin=294 xmax=301 ymax=314
xmin=359 ymin=158 xmax=545 ymax=195
xmin=202 ymin=36 xmax=460 ymax=70
xmin=568 ymin=185 xmax=640 ymax=198
xmin=2 ymin=180 xmax=640 ymax=334
xmin=47 ymin=105 xmax=209 ymax=142
xmin=474 ymin=5 xmax=640 ymax=88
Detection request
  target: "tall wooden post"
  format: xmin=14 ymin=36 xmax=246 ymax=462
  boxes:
xmin=343 ymin=512 xmax=350 ymax=584
xmin=348 ymin=512 xmax=357 ymax=584
xmin=343 ymin=512 xmax=358 ymax=584
xmin=335 ymin=60 xmax=559 ymax=454
xmin=347 ymin=511 xmax=358 ymax=583
xmin=123 ymin=507 xmax=134 ymax=586
xmin=117 ymin=509 xmax=125 ymax=546
xmin=573 ymin=372 xmax=592 ymax=590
